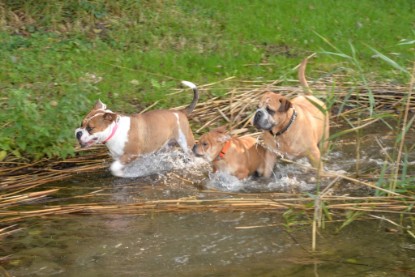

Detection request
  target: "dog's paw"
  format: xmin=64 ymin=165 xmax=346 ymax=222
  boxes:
xmin=110 ymin=161 xmax=124 ymax=177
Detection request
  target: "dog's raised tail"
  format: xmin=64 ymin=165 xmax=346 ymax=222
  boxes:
xmin=181 ymin=80 xmax=199 ymax=115
xmin=298 ymin=57 xmax=313 ymax=95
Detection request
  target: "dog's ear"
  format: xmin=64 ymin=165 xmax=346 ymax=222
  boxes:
xmin=103 ymin=112 xmax=117 ymax=122
xmin=212 ymin=126 xmax=231 ymax=142
xmin=213 ymin=126 xmax=228 ymax=134
xmin=278 ymin=97 xmax=292 ymax=112
xmin=94 ymin=99 xmax=107 ymax=111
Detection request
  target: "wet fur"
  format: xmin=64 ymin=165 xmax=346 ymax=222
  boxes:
xmin=193 ymin=127 xmax=269 ymax=180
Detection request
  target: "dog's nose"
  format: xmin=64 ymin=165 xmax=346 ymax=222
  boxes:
xmin=76 ymin=131 xmax=83 ymax=140
xmin=254 ymin=110 xmax=263 ymax=123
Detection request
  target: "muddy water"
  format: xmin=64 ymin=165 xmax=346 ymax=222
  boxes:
xmin=4 ymin=211 xmax=415 ymax=276
xmin=2 ymin=126 xmax=415 ymax=276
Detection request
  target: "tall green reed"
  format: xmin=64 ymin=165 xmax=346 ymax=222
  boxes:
xmin=309 ymin=35 xmax=414 ymax=250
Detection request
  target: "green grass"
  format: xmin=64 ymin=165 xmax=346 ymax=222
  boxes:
xmin=0 ymin=0 xmax=414 ymax=160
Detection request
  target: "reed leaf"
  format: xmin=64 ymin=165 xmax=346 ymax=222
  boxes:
xmin=336 ymin=211 xmax=364 ymax=233
xmin=367 ymin=46 xmax=410 ymax=75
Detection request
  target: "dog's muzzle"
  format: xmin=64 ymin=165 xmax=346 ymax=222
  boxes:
xmin=75 ymin=129 xmax=97 ymax=148
xmin=76 ymin=130 xmax=83 ymax=140
xmin=192 ymin=145 xmax=202 ymax=157
xmin=253 ymin=110 xmax=266 ymax=129
xmin=253 ymin=109 xmax=274 ymax=130
xmin=253 ymin=110 xmax=263 ymax=123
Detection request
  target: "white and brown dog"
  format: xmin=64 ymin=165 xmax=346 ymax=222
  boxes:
xmin=253 ymin=58 xmax=329 ymax=174
xmin=75 ymin=81 xmax=199 ymax=177
xmin=192 ymin=126 xmax=269 ymax=180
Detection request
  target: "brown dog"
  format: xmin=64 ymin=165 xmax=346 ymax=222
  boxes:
xmin=75 ymin=81 xmax=198 ymax=177
xmin=253 ymin=58 xmax=329 ymax=174
xmin=192 ymin=126 xmax=269 ymax=180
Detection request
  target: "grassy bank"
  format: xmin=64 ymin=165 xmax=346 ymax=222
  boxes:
xmin=0 ymin=0 xmax=414 ymax=160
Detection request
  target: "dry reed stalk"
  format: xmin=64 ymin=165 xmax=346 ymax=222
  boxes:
xmin=0 ymin=224 xmax=23 ymax=239
xmin=391 ymin=62 xmax=415 ymax=193
xmin=0 ymin=193 xmax=413 ymax=225
xmin=0 ymin=189 xmax=58 ymax=205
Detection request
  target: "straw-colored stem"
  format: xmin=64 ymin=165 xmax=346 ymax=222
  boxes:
xmin=391 ymin=62 xmax=415 ymax=193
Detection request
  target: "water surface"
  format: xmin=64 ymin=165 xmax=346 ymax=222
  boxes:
xmin=2 ymin=124 xmax=415 ymax=276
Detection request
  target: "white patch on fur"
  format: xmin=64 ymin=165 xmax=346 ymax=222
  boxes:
xmin=174 ymin=112 xmax=188 ymax=152
xmin=105 ymin=116 xmax=130 ymax=158
xmin=181 ymin=80 xmax=196 ymax=90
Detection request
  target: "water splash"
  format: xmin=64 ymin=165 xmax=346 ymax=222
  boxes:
xmin=121 ymin=150 xmax=209 ymax=178
xmin=206 ymin=172 xmax=246 ymax=192
xmin=204 ymin=156 xmax=352 ymax=193
xmin=205 ymin=164 xmax=316 ymax=193
xmin=118 ymin=149 xmax=361 ymax=194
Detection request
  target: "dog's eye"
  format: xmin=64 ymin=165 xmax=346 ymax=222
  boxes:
xmin=266 ymin=107 xmax=275 ymax=115
xmin=86 ymin=126 xmax=94 ymax=133
xmin=202 ymin=142 xmax=208 ymax=147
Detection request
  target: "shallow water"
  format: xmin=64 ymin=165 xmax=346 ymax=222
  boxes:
xmin=2 ymin=125 xmax=415 ymax=276
xmin=4 ymin=211 xmax=415 ymax=277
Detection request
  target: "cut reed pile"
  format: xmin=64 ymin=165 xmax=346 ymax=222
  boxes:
xmin=1 ymin=75 xmax=414 ymax=232
xmin=182 ymin=76 xmax=413 ymax=134
xmin=1 ymin=193 xmax=414 ymax=224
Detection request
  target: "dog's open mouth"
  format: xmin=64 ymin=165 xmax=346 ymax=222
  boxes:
xmin=80 ymin=138 xmax=98 ymax=148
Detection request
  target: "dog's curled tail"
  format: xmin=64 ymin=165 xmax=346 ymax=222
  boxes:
xmin=181 ymin=80 xmax=199 ymax=115
xmin=298 ymin=56 xmax=313 ymax=95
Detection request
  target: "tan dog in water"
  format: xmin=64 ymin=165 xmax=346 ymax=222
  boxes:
xmin=192 ymin=126 xmax=269 ymax=179
xmin=253 ymin=57 xmax=329 ymax=173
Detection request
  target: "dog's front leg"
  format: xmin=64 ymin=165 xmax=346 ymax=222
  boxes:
xmin=263 ymin=151 xmax=277 ymax=178
xmin=235 ymin=169 xmax=250 ymax=180
xmin=110 ymin=154 xmax=138 ymax=177
xmin=307 ymin=147 xmax=323 ymax=173
xmin=110 ymin=160 xmax=124 ymax=177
